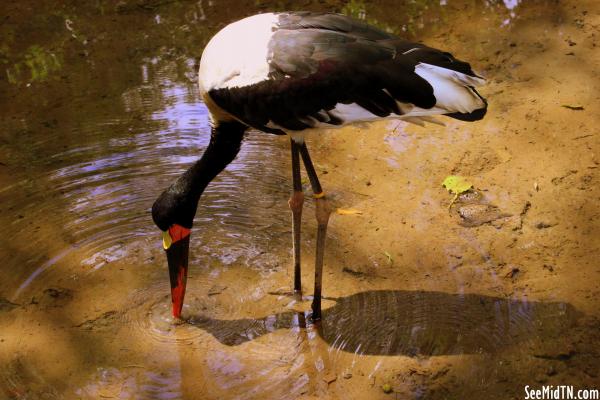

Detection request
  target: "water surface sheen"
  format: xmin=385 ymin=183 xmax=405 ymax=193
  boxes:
xmin=1 ymin=0 xmax=597 ymax=399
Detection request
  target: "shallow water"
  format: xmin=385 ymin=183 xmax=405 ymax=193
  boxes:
xmin=1 ymin=0 xmax=599 ymax=399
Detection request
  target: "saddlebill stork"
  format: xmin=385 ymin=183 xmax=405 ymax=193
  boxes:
xmin=151 ymin=12 xmax=487 ymax=321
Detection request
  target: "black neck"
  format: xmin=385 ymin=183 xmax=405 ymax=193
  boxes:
xmin=152 ymin=120 xmax=247 ymax=231
xmin=185 ymin=121 xmax=247 ymax=199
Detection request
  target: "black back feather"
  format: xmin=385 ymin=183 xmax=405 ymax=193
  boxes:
xmin=208 ymin=12 xmax=485 ymax=133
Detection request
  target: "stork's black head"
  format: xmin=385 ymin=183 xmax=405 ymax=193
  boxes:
xmin=151 ymin=180 xmax=197 ymax=232
xmin=151 ymin=177 xmax=198 ymax=319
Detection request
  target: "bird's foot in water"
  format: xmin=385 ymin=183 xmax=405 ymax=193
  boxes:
xmin=310 ymin=311 xmax=321 ymax=323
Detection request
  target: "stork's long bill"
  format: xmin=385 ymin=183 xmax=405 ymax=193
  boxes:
xmin=162 ymin=224 xmax=191 ymax=318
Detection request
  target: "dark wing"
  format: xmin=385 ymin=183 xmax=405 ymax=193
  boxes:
xmin=209 ymin=12 xmax=486 ymax=134
xmin=275 ymin=11 xmax=392 ymax=41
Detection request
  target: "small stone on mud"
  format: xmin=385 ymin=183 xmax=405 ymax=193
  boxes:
xmin=343 ymin=371 xmax=353 ymax=379
xmin=41 ymin=287 xmax=73 ymax=307
xmin=535 ymin=221 xmax=555 ymax=229
xmin=458 ymin=204 xmax=511 ymax=227
xmin=322 ymin=372 xmax=337 ymax=384
xmin=45 ymin=288 xmax=63 ymax=298
xmin=208 ymin=285 xmax=227 ymax=296
xmin=543 ymin=264 xmax=555 ymax=272
xmin=342 ymin=267 xmax=365 ymax=277
xmin=505 ymin=267 xmax=520 ymax=279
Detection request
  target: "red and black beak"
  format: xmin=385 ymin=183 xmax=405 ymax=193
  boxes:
xmin=162 ymin=225 xmax=191 ymax=318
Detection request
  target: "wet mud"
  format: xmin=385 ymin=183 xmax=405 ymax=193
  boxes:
xmin=1 ymin=0 xmax=599 ymax=399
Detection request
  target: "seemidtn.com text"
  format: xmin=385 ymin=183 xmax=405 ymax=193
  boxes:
xmin=525 ymin=386 xmax=599 ymax=400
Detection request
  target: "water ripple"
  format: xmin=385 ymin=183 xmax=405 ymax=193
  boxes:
xmin=4 ymin=72 xmax=291 ymax=297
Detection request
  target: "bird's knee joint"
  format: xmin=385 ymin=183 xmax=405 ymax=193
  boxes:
xmin=288 ymin=191 xmax=304 ymax=213
xmin=315 ymin=197 xmax=331 ymax=225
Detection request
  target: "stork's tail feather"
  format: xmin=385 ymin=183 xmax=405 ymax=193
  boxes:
xmin=446 ymin=90 xmax=487 ymax=121
xmin=412 ymin=62 xmax=488 ymax=121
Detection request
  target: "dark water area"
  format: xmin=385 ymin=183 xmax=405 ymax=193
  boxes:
xmin=1 ymin=0 xmax=599 ymax=399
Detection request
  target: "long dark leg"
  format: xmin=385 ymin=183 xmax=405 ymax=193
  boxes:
xmin=289 ymin=139 xmax=304 ymax=294
xmin=298 ymin=141 xmax=330 ymax=321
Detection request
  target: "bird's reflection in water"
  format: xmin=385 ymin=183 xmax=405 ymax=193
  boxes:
xmin=184 ymin=290 xmax=580 ymax=356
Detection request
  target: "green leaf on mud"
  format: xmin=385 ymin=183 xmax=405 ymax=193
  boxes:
xmin=442 ymin=175 xmax=473 ymax=195
xmin=442 ymin=175 xmax=473 ymax=210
